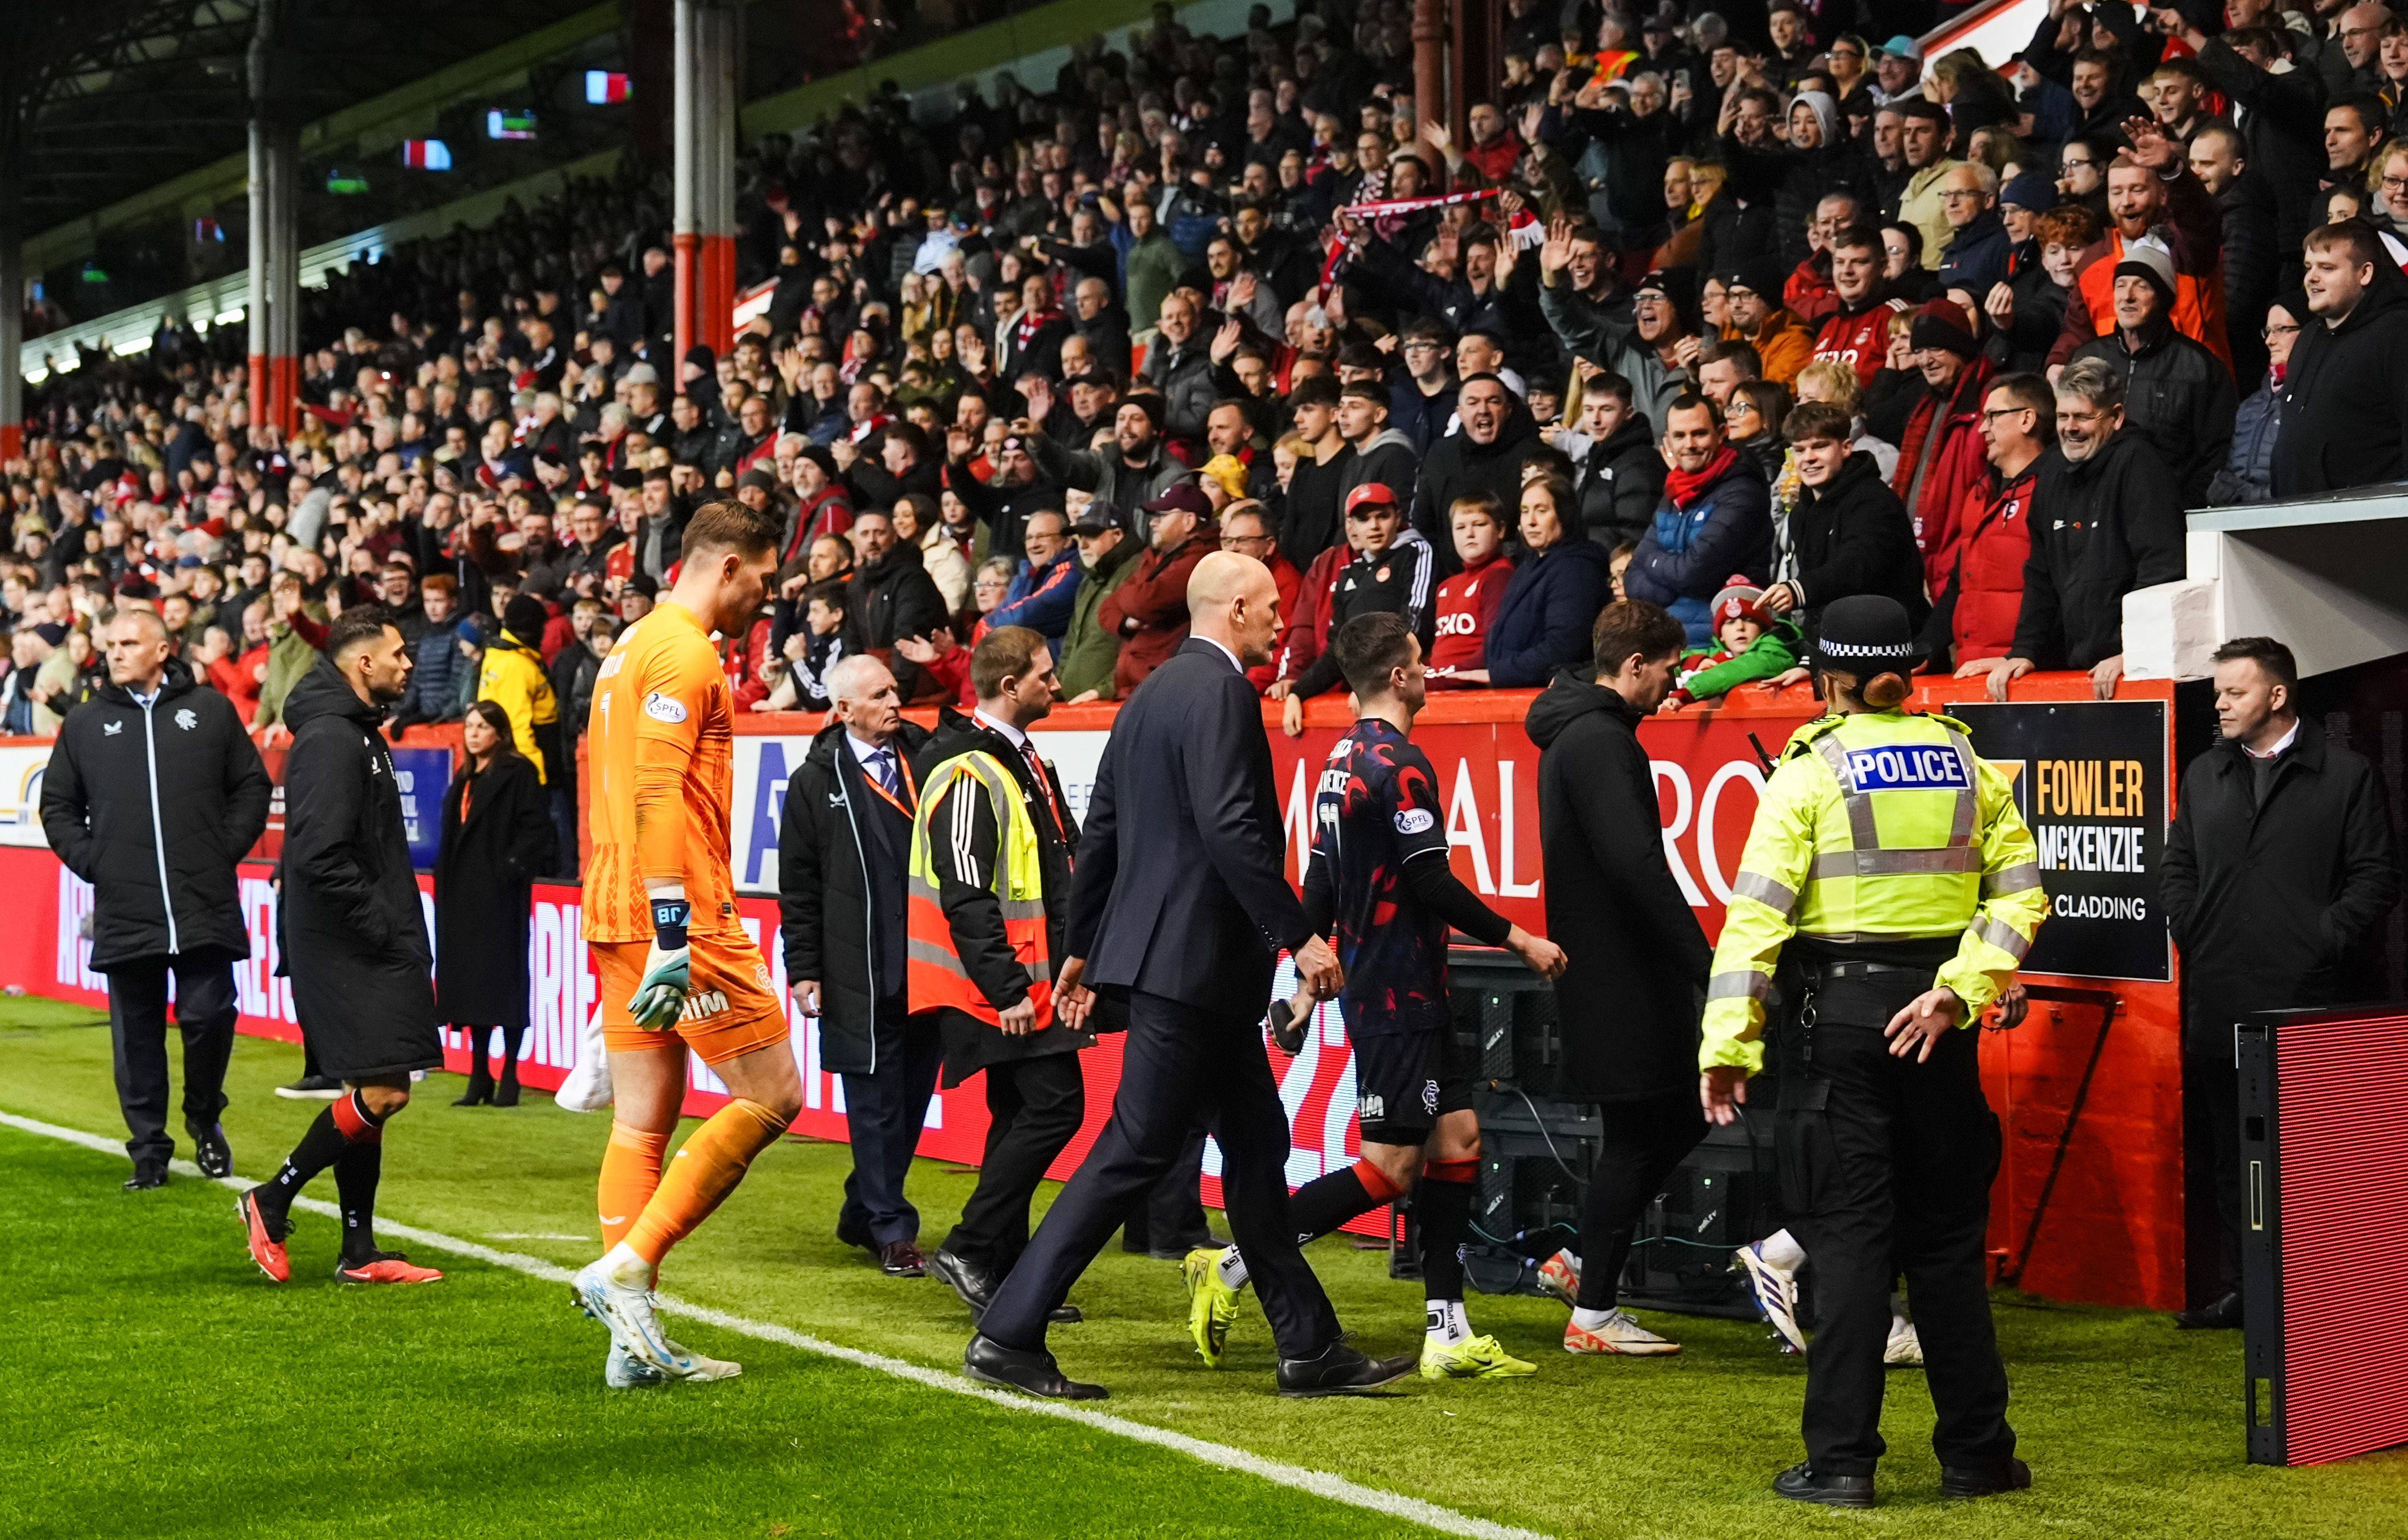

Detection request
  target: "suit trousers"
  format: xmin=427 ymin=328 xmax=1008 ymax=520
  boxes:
xmin=979 ymin=990 xmax=1342 ymax=1359
xmin=839 ymin=1000 xmax=945 ymax=1247
xmin=1783 ymin=973 xmax=2015 ymax=1477
xmin=107 ymin=958 xmax=239 ymax=1165
xmin=1122 ymin=1125 xmax=1212 ymax=1253
xmin=943 ymin=1049 xmax=1087 ymax=1275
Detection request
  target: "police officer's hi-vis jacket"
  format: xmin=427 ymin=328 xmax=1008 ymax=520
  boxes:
xmin=1699 ymin=709 xmax=2048 ymax=1073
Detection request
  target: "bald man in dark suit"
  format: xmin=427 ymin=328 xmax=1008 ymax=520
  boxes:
xmin=965 ymin=554 xmax=1419 ymax=1400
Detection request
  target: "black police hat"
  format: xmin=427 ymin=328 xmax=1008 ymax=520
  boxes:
xmin=1810 ymin=594 xmax=1927 ymax=669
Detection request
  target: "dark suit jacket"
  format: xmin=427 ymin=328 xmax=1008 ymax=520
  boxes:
xmin=1065 ymin=637 xmax=1311 ymax=1020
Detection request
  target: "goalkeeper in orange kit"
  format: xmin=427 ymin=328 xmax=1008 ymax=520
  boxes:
xmin=571 ymin=500 xmax=798 ymax=1388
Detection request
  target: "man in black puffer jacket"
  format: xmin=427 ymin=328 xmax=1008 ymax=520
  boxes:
xmin=1764 ymin=403 xmax=1929 ymax=649
xmin=2273 ymin=221 xmax=2408 ymax=497
xmin=1556 ymin=371 xmax=1663 ymax=552
xmin=778 ymin=654 xmax=938 ymax=1276
xmin=43 ymin=614 xmax=269 ymax=1187
xmin=2067 ymin=240 xmax=2234 ymax=507
xmin=1408 ymin=375 xmax=1545 ymax=570
xmin=238 ymin=607 xmax=446 ymax=1286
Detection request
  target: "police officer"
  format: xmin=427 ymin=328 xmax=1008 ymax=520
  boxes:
xmin=906 ymin=627 xmax=1098 ymax=1323
xmin=1698 ymin=595 xmax=2046 ymax=1509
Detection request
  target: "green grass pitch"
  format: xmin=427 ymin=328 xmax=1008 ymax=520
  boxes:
xmin=2 ymin=997 xmax=2404 ymax=1539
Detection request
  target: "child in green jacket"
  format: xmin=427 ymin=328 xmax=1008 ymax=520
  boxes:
xmin=1662 ymin=578 xmax=1799 ymax=709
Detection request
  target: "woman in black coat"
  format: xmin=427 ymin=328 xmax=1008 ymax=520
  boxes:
xmin=435 ymin=700 xmax=556 ymax=1105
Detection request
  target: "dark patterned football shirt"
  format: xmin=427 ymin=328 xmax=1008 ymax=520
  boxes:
xmin=1309 ymin=718 xmax=1452 ymax=1037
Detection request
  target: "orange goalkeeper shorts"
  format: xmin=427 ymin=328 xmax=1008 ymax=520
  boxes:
xmin=593 ymin=930 xmax=791 ymax=1066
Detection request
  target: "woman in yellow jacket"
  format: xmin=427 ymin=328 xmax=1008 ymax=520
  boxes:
xmin=478 ymin=595 xmax=559 ymax=783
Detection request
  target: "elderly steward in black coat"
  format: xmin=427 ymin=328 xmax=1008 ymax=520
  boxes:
xmin=43 ymin=646 xmax=269 ymax=1183
xmin=779 ymin=657 xmax=939 ymax=1273
xmin=1524 ymin=601 xmax=1714 ymax=1322
xmin=434 ymin=701 xmax=556 ymax=1106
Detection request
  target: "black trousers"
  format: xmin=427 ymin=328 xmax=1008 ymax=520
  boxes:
xmin=980 ymin=990 xmax=1342 ymax=1359
xmin=106 ymin=958 xmax=239 ymax=1165
xmin=838 ymin=1000 xmax=945 ymax=1248
xmin=1576 ymin=1088 xmax=1707 ymax=1310
xmin=1783 ymin=973 xmax=2014 ymax=1477
xmin=2184 ymin=1046 xmax=2245 ymax=1296
xmin=1122 ymin=1125 xmax=1213 ymax=1253
xmin=944 ymin=1049 xmax=1087 ymax=1275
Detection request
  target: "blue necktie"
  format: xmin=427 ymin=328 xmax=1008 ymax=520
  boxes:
xmin=870 ymin=747 xmax=897 ymax=795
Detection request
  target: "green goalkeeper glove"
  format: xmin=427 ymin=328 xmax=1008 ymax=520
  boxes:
xmin=628 ymin=895 xmax=693 ymax=1028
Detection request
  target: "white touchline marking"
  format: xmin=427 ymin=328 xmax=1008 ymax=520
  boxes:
xmin=489 ymin=1233 xmax=597 ymax=1242
xmin=1 ymin=1109 xmax=1548 ymax=1540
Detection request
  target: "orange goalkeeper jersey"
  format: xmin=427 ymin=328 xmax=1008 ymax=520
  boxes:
xmin=582 ymin=601 xmax=739 ymax=943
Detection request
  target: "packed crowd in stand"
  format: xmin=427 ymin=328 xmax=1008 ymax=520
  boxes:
xmin=11 ymin=0 xmax=2408 ymax=791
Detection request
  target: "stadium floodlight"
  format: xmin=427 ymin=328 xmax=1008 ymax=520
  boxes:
xmin=115 ymin=335 xmax=152 ymax=357
xmin=216 ymin=308 xmax=246 ymax=325
xmin=585 ymin=70 xmax=632 ymax=104
xmin=401 ymin=139 xmax=453 ymax=170
xmin=487 ymin=109 xmax=537 ymax=140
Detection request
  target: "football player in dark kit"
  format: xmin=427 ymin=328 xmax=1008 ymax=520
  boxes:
xmin=1185 ymin=611 xmax=1567 ymax=1379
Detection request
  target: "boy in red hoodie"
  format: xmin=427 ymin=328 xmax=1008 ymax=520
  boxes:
xmin=1425 ymin=494 xmax=1515 ymax=688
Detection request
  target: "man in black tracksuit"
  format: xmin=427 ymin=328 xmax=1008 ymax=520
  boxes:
xmin=2160 ymin=636 xmax=2400 ymax=1328
xmin=911 ymin=635 xmax=1099 ymax=1320
xmin=779 ymin=655 xmax=938 ymax=1276
xmin=42 ymin=614 xmax=269 ymax=1189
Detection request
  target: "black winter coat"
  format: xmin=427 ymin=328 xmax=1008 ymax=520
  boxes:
xmin=849 ymin=542 xmax=951 ymax=649
xmin=909 ymin=709 xmax=1098 ymax=1084
xmin=2193 ymin=40 xmax=2328 ymax=263
xmin=1784 ymin=452 xmax=1930 ymax=647
xmin=1574 ymin=413 xmax=1664 ymax=551
xmin=276 ymin=659 xmax=441 ymax=1078
xmin=2161 ymin=718 xmax=2400 ymax=1056
xmin=41 ymin=660 xmax=270 ymax=971
xmin=1526 ymin=674 xmax=1711 ymax=1101
xmin=778 ymin=717 xmax=932 ymax=1074
xmin=432 ymin=752 xmax=555 ymax=1027
xmin=1408 ymin=408 xmax=1545 ymax=564
xmin=2009 ymin=433 xmax=2188 ymax=671
xmin=2068 ymin=318 xmax=2235 ymax=508
xmin=2272 ymin=279 xmax=2408 ymax=497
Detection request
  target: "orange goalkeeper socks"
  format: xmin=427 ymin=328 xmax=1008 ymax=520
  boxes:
xmin=598 ymin=1123 xmax=672 ymax=1252
xmin=623 ymin=1099 xmax=790 ymax=1267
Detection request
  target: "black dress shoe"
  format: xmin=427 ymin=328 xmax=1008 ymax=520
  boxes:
xmin=880 ymin=1240 xmax=927 ymax=1277
xmin=1941 ymin=1457 xmax=2033 ymax=1498
xmin=187 ymin=1123 xmax=233 ymax=1179
xmin=2174 ymin=1291 xmax=2243 ymax=1330
xmin=929 ymin=1249 xmax=997 ymax=1319
xmin=123 ymin=1161 xmax=168 ymax=1191
xmin=964 ymin=1334 xmax=1108 ymax=1400
xmin=1050 ymin=1303 xmax=1084 ymax=1324
xmin=1149 ymin=1231 xmax=1225 ymax=1262
xmin=1772 ymin=1462 xmax=1876 ymax=1508
xmin=1275 ymin=1341 xmax=1419 ymax=1398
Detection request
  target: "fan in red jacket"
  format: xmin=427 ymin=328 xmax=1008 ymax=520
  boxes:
xmin=1808 ymin=227 xmax=1909 ymax=390
xmin=1425 ymin=495 xmax=1515 ymax=688
xmin=1934 ymin=373 xmax=2051 ymax=667
xmin=1887 ymin=300 xmax=1995 ymax=594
